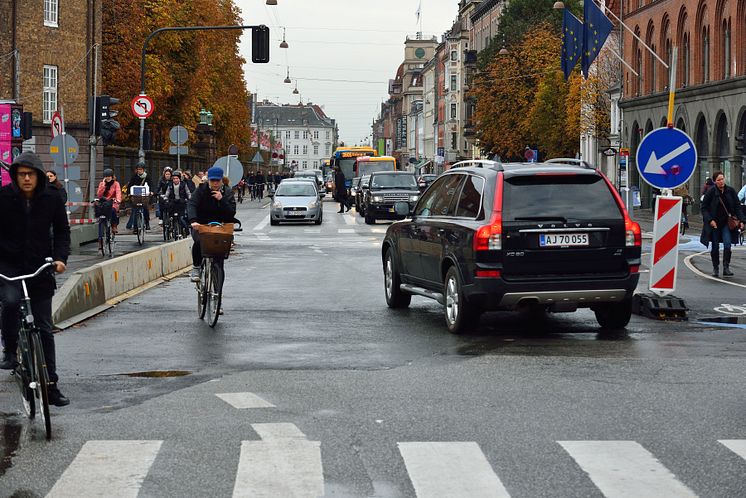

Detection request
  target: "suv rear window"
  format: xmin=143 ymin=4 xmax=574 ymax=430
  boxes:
xmin=503 ymin=174 xmax=622 ymax=221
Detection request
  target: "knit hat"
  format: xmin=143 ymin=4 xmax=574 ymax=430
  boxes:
xmin=207 ymin=166 xmax=224 ymax=180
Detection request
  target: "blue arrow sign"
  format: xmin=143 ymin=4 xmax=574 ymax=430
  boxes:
xmin=636 ymin=127 xmax=697 ymax=189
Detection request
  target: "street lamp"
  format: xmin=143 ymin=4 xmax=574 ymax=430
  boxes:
xmin=552 ymin=1 xmax=565 ymax=9
xmin=206 ymin=111 xmax=213 ymax=126
xmin=284 ymin=67 xmax=291 ymax=84
xmin=266 ymin=0 xmax=277 ymax=5
xmin=280 ymin=28 xmax=289 ymax=49
xmin=199 ymin=108 xmax=208 ymax=124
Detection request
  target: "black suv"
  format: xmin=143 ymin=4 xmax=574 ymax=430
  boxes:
xmin=362 ymin=171 xmax=420 ymax=224
xmin=381 ymin=160 xmax=642 ymax=334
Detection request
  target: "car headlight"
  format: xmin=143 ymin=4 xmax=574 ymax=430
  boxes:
xmin=272 ymin=202 xmax=282 ymax=209
xmin=373 ymin=195 xmax=383 ymax=203
xmin=308 ymin=201 xmax=319 ymax=208
xmin=410 ymin=195 xmax=419 ymax=202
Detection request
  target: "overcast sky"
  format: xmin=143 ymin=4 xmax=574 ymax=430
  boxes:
xmin=235 ymin=0 xmax=462 ymax=145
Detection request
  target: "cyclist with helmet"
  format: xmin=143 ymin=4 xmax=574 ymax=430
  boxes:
xmin=162 ymin=170 xmax=191 ymax=234
xmin=96 ymin=169 xmax=122 ymax=233
xmin=187 ymin=166 xmax=236 ymax=281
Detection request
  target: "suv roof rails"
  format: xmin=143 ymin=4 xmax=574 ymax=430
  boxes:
xmin=450 ymin=159 xmax=504 ymax=171
xmin=545 ymin=158 xmax=594 ymax=169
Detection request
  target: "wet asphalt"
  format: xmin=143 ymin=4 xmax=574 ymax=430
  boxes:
xmin=1 ymin=199 xmax=746 ymax=497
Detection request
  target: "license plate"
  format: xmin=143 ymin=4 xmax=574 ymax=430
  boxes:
xmin=539 ymin=233 xmax=589 ymax=247
xmin=286 ymin=212 xmax=304 ymax=217
xmin=389 ymin=207 xmax=396 ymax=213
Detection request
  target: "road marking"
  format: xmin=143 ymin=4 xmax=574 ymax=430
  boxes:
xmin=338 ymin=228 xmax=355 ymax=234
xmin=398 ymin=442 xmax=510 ymax=498
xmin=216 ymin=392 xmax=275 ymax=409
xmin=233 ymin=423 xmax=323 ymax=498
xmin=684 ymin=250 xmax=746 ymax=289
xmin=46 ymin=440 xmax=162 ymax=498
xmin=253 ymin=215 xmax=269 ymax=231
xmin=719 ymin=440 xmax=746 ymax=460
xmin=343 ymin=215 xmax=356 ymax=225
xmin=558 ymin=440 xmax=697 ymax=498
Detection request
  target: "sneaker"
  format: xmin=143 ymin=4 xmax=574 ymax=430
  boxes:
xmin=190 ymin=267 xmax=201 ymax=282
xmin=47 ymin=385 xmax=70 ymax=407
xmin=0 ymin=351 xmax=17 ymax=370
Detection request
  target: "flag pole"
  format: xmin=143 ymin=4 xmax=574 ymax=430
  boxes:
xmin=667 ymin=46 xmax=678 ymax=127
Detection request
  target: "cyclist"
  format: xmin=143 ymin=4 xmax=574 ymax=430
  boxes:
xmin=162 ymin=170 xmax=191 ymax=235
xmin=187 ymin=166 xmax=236 ymax=281
xmin=126 ymin=162 xmax=151 ymax=232
xmin=156 ymin=167 xmax=173 ymax=226
xmin=96 ymin=168 xmax=122 ymax=234
xmin=0 ymin=152 xmax=70 ymax=406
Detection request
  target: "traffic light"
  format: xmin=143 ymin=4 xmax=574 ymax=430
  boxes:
xmin=736 ymin=134 xmax=745 ymax=154
xmin=97 ymin=95 xmax=121 ymax=146
xmin=252 ymin=26 xmax=270 ymax=63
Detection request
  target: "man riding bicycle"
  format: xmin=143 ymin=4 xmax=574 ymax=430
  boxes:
xmin=0 ymin=152 xmax=70 ymax=406
xmin=162 ymin=170 xmax=191 ymax=234
xmin=187 ymin=166 xmax=236 ymax=281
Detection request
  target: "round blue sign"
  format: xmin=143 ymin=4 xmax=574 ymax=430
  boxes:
xmin=635 ymin=127 xmax=697 ymax=190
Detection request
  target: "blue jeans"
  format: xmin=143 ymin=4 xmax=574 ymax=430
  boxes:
xmin=710 ymin=224 xmax=732 ymax=264
xmin=126 ymin=206 xmax=150 ymax=230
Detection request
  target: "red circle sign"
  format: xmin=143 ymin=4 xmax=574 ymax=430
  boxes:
xmin=131 ymin=95 xmax=155 ymax=119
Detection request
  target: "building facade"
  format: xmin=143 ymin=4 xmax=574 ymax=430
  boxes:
xmin=254 ymin=102 xmax=337 ymax=171
xmin=620 ymin=0 xmax=746 ymax=207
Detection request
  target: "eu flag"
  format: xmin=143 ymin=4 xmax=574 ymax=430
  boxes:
xmin=581 ymin=0 xmax=613 ymax=77
xmin=561 ymin=9 xmax=583 ymax=80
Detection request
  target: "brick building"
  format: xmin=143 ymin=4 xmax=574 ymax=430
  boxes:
xmin=0 ymin=0 xmax=101 ymax=204
xmin=620 ymin=0 xmax=746 ymax=205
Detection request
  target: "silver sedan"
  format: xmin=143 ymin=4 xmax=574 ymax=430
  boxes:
xmin=270 ymin=181 xmax=323 ymax=225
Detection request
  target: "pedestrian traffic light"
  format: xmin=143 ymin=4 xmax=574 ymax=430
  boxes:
xmin=98 ymin=95 xmax=121 ymax=146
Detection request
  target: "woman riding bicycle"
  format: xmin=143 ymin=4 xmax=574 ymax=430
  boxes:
xmin=187 ymin=166 xmax=236 ymax=281
xmin=162 ymin=170 xmax=191 ymax=234
xmin=96 ymin=169 xmax=122 ymax=233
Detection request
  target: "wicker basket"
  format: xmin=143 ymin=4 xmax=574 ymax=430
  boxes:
xmin=130 ymin=195 xmax=150 ymax=206
xmin=199 ymin=224 xmax=234 ymax=258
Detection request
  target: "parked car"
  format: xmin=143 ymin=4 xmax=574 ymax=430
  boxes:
xmin=381 ymin=159 xmax=642 ymax=334
xmin=417 ymin=174 xmax=438 ymax=192
xmin=361 ymin=171 xmax=419 ymax=225
xmin=270 ymin=179 xmax=323 ymax=225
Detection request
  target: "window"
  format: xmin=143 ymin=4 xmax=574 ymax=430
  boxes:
xmin=451 ymin=132 xmax=457 ymax=150
xmin=326 ymin=130 xmax=330 ymax=139
xmin=303 ymin=131 xmax=308 ymax=139
xmin=285 ymin=130 xmax=291 ymax=139
xmin=723 ymin=21 xmax=731 ymax=78
xmin=454 ymin=176 xmax=485 ymax=219
xmin=302 ymin=160 xmax=308 ymax=169
xmin=313 ymin=144 xmax=319 ymax=155
xmin=450 ymin=50 xmax=457 ymax=61
xmin=636 ymin=49 xmax=643 ymax=94
xmin=450 ymin=103 xmax=457 ymax=120
xmin=43 ymin=65 xmax=58 ymax=123
xmin=683 ymin=34 xmax=690 ymax=86
xmin=303 ymin=145 xmax=308 ymax=155
xmin=294 ymin=131 xmax=300 ymax=139
xmin=293 ymin=145 xmax=299 ymax=154
xmin=313 ymin=130 xmax=319 ymax=139
xmin=44 ymin=0 xmax=58 ymax=26
xmin=325 ymin=144 xmax=331 ymax=155
xmin=313 ymin=160 xmax=318 ymax=168
xmin=702 ymin=28 xmax=710 ymax=83
xmin=450 ymin=75 xmax=457 ymax=91
xmin=415 ymin=174 xmax=463 ymax=217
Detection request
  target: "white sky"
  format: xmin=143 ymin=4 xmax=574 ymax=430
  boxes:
xmin=235 ymin=0 xmax=461 ymax=145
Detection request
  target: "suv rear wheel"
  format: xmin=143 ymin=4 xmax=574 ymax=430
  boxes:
xmin=594 ymin=299 xmax=632 ymax=329
xmin=384 ymin=249 xmax=411 ymax=308
xmin=444 ymin=266 xmax=479 ymax=334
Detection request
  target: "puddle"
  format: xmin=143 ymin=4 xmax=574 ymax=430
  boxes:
xmin=0 ymin=418 xmax=23 ymax=478
xmin=697 ymin=317 xmax=746 ymax=329
xmin=120 ymin=370 xmax=192 ymax=378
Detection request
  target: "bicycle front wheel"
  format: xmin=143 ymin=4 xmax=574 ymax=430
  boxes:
xmin=106 ymin=221 xmax=114 ymax=257
xmin=206 ymin=262 xmax=224 ymax=327
xmin=31 ymin=333 xmax=52 ymax=440
xmin=136 ymin=210 xmax=145 ymax=246
xmin=98 ymin=219 xmax=106 ymax=256
xmin=197 ymin=263 xmax=208 ymax=320
xmin=14 ymin=343 xmax=35 ymax=419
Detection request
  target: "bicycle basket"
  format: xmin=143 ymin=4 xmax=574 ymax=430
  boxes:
xmin=94 ymin=199 xmax=113 ymax=217
xmin=130 ymin=195 xmax=150 ymax=206
xmin=199 ymin=224 xmax=234 ymax=258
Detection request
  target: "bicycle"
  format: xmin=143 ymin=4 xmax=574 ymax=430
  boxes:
xmin=170 ymin=209 xmax=189 ymax=240
xmin=94 ymin=198 xmax=115 ymax=257
xmin=236 ymin=182 xmax=245 ymax=204
xmin=130 ymin=195 xmax=149 ymax=246
xmin=1 ymin=259 xmax=56 ymax=440
xmin=195 ymin=221 xmax=241 ymax=327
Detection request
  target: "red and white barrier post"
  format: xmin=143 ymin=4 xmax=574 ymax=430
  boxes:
xmin=649 ymin=195 xmax=683 ymax=295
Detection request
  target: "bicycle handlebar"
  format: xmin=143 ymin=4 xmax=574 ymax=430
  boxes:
xmin=0 ymin=258 xmax=55 ymax=283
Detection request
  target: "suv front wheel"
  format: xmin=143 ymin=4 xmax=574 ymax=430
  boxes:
xmin=384 ymin=249 xmax=411 ymax=308
xmin=444 ymin=266 xmax=479 ymax=334
xmin=594 ymin=298 xmax=632 ymax=329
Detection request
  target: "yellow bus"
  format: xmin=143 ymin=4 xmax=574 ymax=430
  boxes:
xmin=331 ymin=146 xmax=377 ymax=188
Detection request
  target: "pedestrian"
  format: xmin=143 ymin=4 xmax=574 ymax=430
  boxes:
xmin=96 ymin=169 xmax=122 ymax=234
xmin=45 ymin=169 xmax=68 ymax=205
xmin=193 ymin=170 xmax=204 ymax=187
xmin=182 ymin=170 xmax=196 ymax=193
xmin=126 ymin=162 xmax=152 ymax=231
xmin=0 ymin=152 xmax=71 ymax=406
xmin=700 ymin=171 xmax=746 ymax=277
xmin=700 ymin=177 xmax=714 ymax=202
xmin=334 ymin=165 xmax=350 ymax=213
xmin=738 ymin=183 xmax=746 ymax=205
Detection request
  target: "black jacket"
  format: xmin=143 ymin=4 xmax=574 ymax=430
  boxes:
xmin=127 ymin=172 xmax=151 ymax=192
xmin=700 ymin=185 xmax=745 ymax=247
xmin=187 ymin=183 xmax=236 ymax=224
xmin=334 ymin=171 xmax=347 ymax=196
xmin=49 ymin=182 xmax=68 ymax=205
xmin=163 ymin=182 xmax=191 ymax=210
xmin=0 ymin=169 xmax=70 ymax=299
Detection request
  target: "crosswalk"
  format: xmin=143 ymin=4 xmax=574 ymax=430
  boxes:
xmin=39 ymin=435 xmax=746 ymax=497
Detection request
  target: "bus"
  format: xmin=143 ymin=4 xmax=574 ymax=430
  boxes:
xmin=354 ymin=155 xmax=397 ymax=177
xmin=331 ymin=146 xmax=377 ymax=188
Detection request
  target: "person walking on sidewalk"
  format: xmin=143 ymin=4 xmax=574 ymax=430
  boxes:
xmin=0 ymin=152 xmax=70 ymax=406
xmin=700 ymin=171 xmax=746 ymax=277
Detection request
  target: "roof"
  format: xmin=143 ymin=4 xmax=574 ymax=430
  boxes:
xmin=254 ymin=104 xmax=335 ymax=129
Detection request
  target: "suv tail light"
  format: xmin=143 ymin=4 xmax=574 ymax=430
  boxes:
xmin=474 ymin=173 xmax=504 ymax=252
xmin=599 ymin=172 xmax=641 ymax=247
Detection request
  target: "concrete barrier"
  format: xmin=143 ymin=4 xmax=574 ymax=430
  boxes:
xmin=53 ymin=239 xmax=192 ymax=328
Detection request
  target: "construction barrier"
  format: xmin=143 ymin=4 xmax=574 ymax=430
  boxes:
xmin=52 ymin=238 xmax=193 ymax=328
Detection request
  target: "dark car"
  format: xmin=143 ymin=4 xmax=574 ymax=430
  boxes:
xmin=361 ymin=171 xmax=419 ymax=224
xmin=354 ymin=175 xmax=370 ymax=214
xmin=381 ymin=159 xmax=642 ymax=334
xmin=417 ymin=174 xmax=438 ymax=192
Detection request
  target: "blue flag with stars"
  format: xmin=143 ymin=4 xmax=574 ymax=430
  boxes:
xmin=581 ymin=0 xmax=613 ymax=78
xmin=561 ymin=9 xmax=583 ymax=80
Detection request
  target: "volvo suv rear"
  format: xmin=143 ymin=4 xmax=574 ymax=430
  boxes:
xmin=381 ymin=160 xmax=641 ymax=334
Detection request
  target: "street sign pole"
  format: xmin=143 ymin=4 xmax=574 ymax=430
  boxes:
xmin=60 ymin=107 xmax=70 ymax=218
xmin=666 ymin=47 xmax=678 ymax=130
